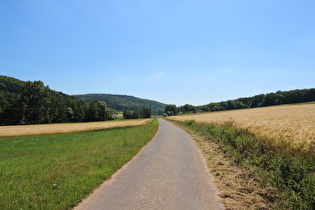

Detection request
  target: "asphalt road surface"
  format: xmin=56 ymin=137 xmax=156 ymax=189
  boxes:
xmin=74 ymin=118 xmax=224 ymax=210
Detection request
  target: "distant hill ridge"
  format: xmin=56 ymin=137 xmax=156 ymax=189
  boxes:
xmin=0 ymin=75 xmax=26 ymax=101
xmin=0 ymin=75 xmax=79 ymax=103
xmin=73 ymin=94 xmax=166 ymax=114
xmin=0 ymin=75 xmax=166 ymax=114
xmin=1 ymin=75 xmax=314 ymax=116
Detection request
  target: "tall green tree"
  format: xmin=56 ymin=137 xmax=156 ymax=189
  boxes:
xmin=0 ymin=99 xmax=24 ymax=125
xmin=142 ymin=107 xmax=152 ymax=118
xmin=97 ymin=101 xmax=111 ymax=121
xmin=85 ymin=100 xmax=111 ymax=121
xmin=165 ymin=104 xmax=177 ymax=116
xmin=50 ymin=99 xmax=67 ymax=123
xmin=132 ymin=109 xmax=141 ymax=119
xmin=20 ymin=81 xmax=51 ymax=124
xmin=123 ymin=109 xmax=132 ymax=119
xmin=86 ymin=100 xmax=99 ymax=122
xmin=180 ymin=104 xmax=196 ymax=113
xmin=0 ymin=92 xmax=7 ymax=113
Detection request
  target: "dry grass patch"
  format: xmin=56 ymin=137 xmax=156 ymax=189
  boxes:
xmin=169 ymin=104 xmax=315 ymax=148
xmin=0 ymin=119 xmax=151 ymax=137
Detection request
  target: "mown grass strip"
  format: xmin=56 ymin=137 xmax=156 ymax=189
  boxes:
xmin=0 ymin=119 xmax=158 ymax=209
xmin=171 ymin=119 xmax=315 ymax=209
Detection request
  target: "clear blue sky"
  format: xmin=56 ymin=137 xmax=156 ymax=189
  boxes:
xmin=1 ymin=0 xmax=314 ymax=106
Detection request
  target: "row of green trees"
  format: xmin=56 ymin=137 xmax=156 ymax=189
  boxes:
xmin=123 ymin=107 xmax=152 ymax=119
xmin=164 ymin=88 xmax=315 ymax=115
xmin=0 ymin=81 xmax=113 ymax=125
xmin=204 ymin=89 xmax=315 ymax=112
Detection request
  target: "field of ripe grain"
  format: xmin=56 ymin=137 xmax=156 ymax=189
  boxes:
xmin=169 ymin=104 xmax=315 ymax=147
xmin=0 ymin=119 xmax=151 ymax=137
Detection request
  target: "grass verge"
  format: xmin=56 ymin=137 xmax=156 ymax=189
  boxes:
xmin=169 ymin=119 xmax=315 ymax=209
xmin=0 ymin=118 xmax=159 ymax=209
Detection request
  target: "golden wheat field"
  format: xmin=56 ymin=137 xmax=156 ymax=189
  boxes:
xmin=169 ymin=104 xmax=315 ymax=147
xmin=0 ymin=119 xmax=151 ymax=138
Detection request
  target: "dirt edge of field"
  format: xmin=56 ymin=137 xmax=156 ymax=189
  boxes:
xmin=167 ymin=119 xmax=278 ymax=210
xmin=0 ymin=119 xmax=151 ymax=138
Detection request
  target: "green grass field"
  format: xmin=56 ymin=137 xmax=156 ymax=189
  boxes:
xmin=0 ymin=119 xmax=158 ymax=209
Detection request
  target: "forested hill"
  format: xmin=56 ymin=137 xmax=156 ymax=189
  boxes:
xmin=0 ymin=75 xmax=79 ymax=104
xmin=1 ymin=76 xmax=116 ymax=125
xmin=1 ymin=75 xmax=165 ymax=116
xmin=73 ymin=94 xmax=166 ymax=114
xmin=0 ymin=75 xmax=25 ymax=101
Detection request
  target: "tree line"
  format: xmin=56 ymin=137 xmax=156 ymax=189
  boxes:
xmin=164 ymin=88 xmax=315 ymax=115
xmin=74 ymin=94 xmax=165 ymax=115
xmin=0 ymin=80 xmax=114 ymax=125
xmin=123 ymin=107 xmax=152 ymax=119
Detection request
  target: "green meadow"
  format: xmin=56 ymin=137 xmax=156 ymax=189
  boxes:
xmin=0 ymin=119 xmax=158 ymax=209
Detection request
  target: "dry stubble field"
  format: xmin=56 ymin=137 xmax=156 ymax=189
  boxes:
xmin=169 ymin=104 xmax=315 ymax=147
xmin=0 ymin=119 xmax=151 ymax=138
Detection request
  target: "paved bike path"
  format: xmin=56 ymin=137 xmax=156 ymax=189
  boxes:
xmin=74 ymin=118 xmax=224 ymax=210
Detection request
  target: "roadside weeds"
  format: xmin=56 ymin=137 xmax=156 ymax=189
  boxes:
xmin=168 ymin=119 xmax=277 ymax=210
